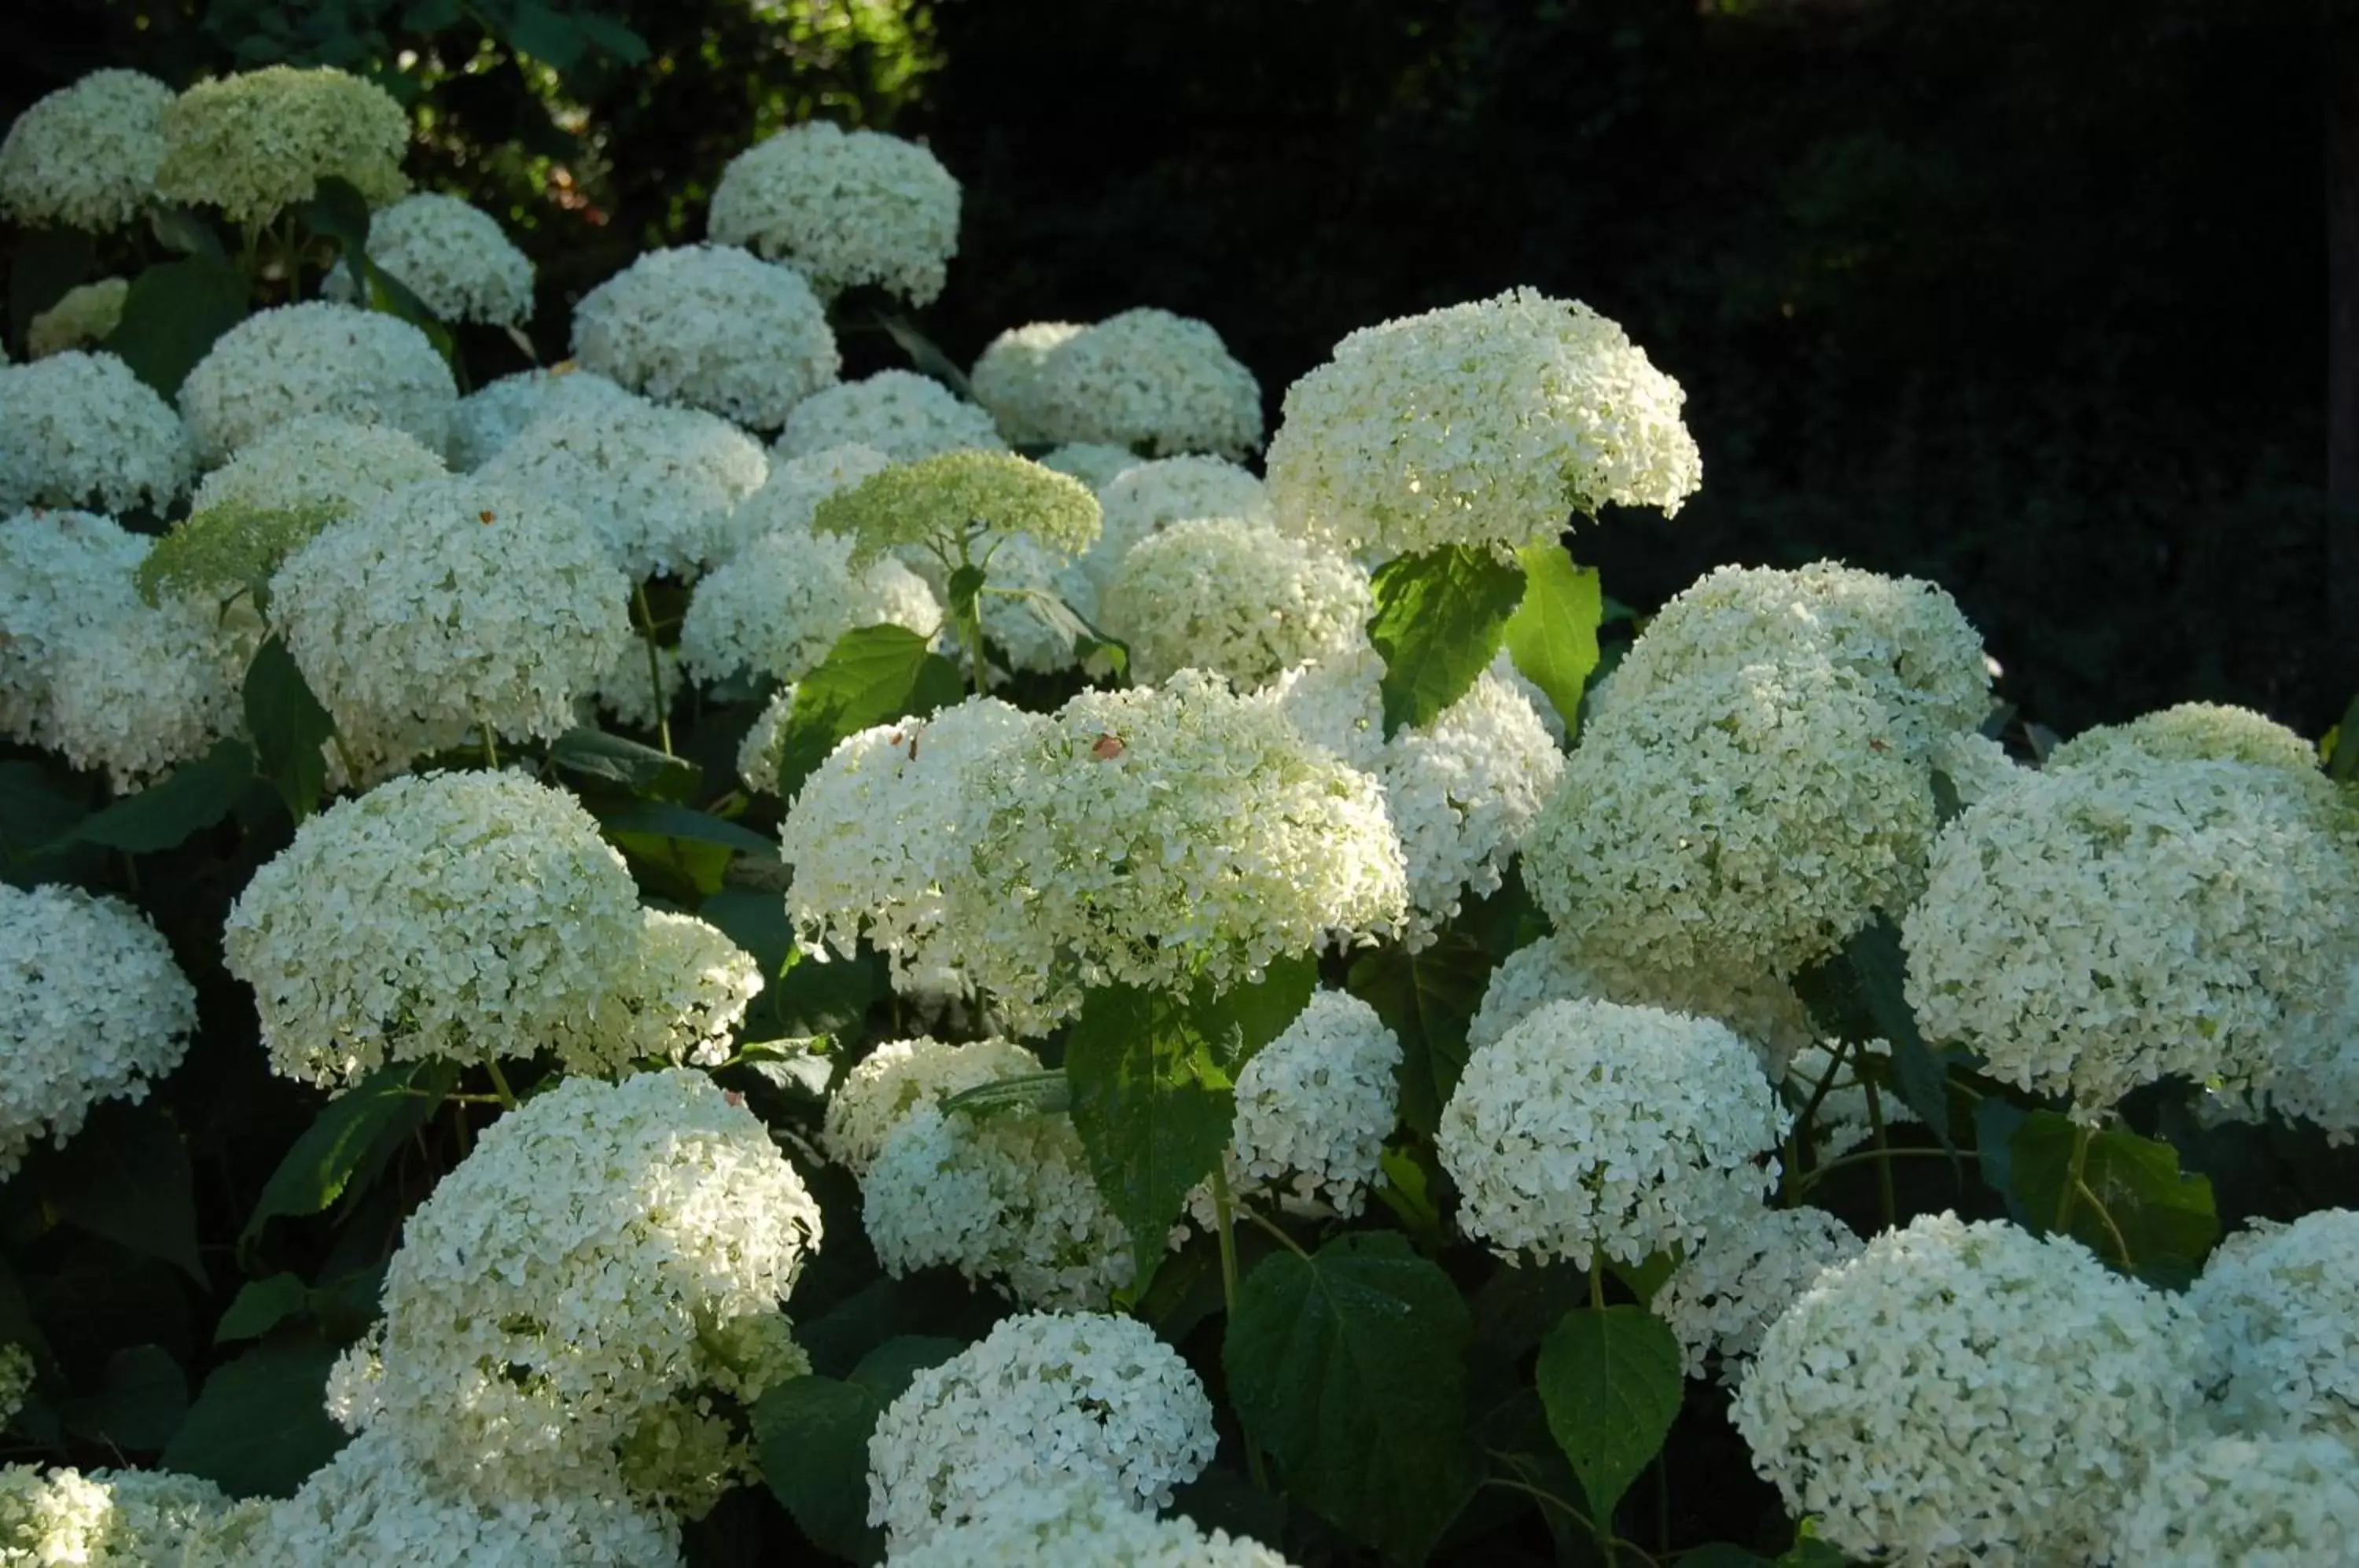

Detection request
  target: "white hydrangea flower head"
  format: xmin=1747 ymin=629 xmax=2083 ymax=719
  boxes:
xmin=569 ymin=910 xmax=764 ymax=1076
xmin=708 ymin=123 xmax=959 ymax=304
xmin=2108 ymin=1433 xmax=2359 ymax=1568
xmin=2185 ymin=1211 xmax=2359 ymax=1442
xmin=1902 ymin=755 xmax=2359 ymax=1119
xmin=1264 ymin=640 xmax=1388 ymax=768
xmin=0 ymin=351 xmax=194 ymax=514
xmin=1265 ymin=288 xmax=1701 ymax=559
xmin=823 ymin=1036 xmax=1043 ymax=1175
xmin=865 ymin=1312 xmax=1216 ymax=1551
xmin=884 ymin=1477 xmax=1294 ymax=1568
xmin=1783 ymin=1038 xmax=1917 ymax=1158
xmin=0 ymin=70 xmax=171 ymax=230
xmin=1083 ymin=455 xmax=1272 ymax=596
xmin=1524 ymin=654 xmax=1938 ymax=979
xmin=943 ymin=671 xmax=1408 ymax=1034
xmin=1927 ymin=727 xmax=2020 ymax=809
xmin=774 ymin=370 xmax=1005 ymax=464
xmin=26 ymin=278 xmax=128 ymax=358
xmin=1732 ymin=1212 xmax=2199 ymax=1568
xmin=710 ymin=442 xmax=893 ymax=564
xmin=812 ymin=448 xmax=1101 ymax=572
xmin=255 ymin=1427 xmax=682 ymax=1568
xmin=0 ymin=884 xmax=197 ymax=1176
xmin=320 ymin=192 xmax=534 ymax=326
xmin=447 ymin=365 xmax=635 ymax=471
xmin=190 ymin=412 xmax=446 ymax=521
xmin=970 ymin=322 xmax=1085 ymax=444
xmin=156 ymin=64 xmax=408 ymax=225
xmin=571 ymin=244 xmax=839 ymax=430
xmin=178 ymin=302 xmax=458 ymax=467
xmin=477 ymin=392 xmax=769 ymax=581
xmin=363 ymin=1071 xmax=821 ymax=1492
xmin=2047 ymin=701 xmax=2328 ymax=784
xmin=1591 ymin=561 xmax=1991 ymax=757
xmin=1653 ymin=1204 xmax=1863 ymax=1384
xmin=42 ymin=591 xmax=252 ymax=790
xmin=679 ymin=523 xmax=940 ymax=687
xmin=1186 ymin=989 xmax=1400 ymax=1228
xmin=1036 ymin=440 xmax=1139 ymax=490
xmin=0 ymin=508 xmax=148 ymax=741
xmin=2253 ymin=955 xmax=2359 ymax=1140
xmin=0 ymin=1464 xmax=254 ymax=1567
xmin=1029 ymin=308 xmax=1263 ymax=461
xmin=736 ymin=686 xmax=797 ymax=796
xmin=970 ymin=530 xmax=1104 ymax=678
xmin=1103 ymin=517 xmax=1371 ymax=690
xmin=1439 ymin=998 xmax=1787 ymax=1267
xmin=222 ymin=771 xmax=647 ymax=1086
xmin=270 ymin=475 xmax=633 ymax=778
xmin=583 ymin=636 xmax=683 ymax=734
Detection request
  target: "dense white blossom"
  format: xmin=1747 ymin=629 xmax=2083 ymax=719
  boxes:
xmin=866 ymin=1312 xmax=1216 ymax=1551
xmin=1036 ymin=440 xmax=1139 ymax=490
xmin=42 ymin=590 xmax=252 ymax=789
xmin=1653 ymin=1204 xmax=1863 ymax=1383
xmin=0 ymin=70 xmax=171 ymax=230
xmin=884 ymin=1478 xmax=1293 ymax=1568
xmin=0 ymin=509 xmax=148 ymax=742
xmin=708 ymin=123 xmax=959 ymax=304
xmin=774 ymin=371 xmax=1004 ymax=463
xmin=1464 ymin=937 xmax=1816 ymax=1082
xmin=969 ymin=322 xmax=1084 ymax=444
xmin=1083 ymin=455 xmax=1272 ymax=594
xmin=2046 ymin=701 xmax=2328 ymax=782
xmin=1439 ymin=998 xmax=1787 ymax=1266
xmin=156 ymin=64 xmax=409 ymax=225
xmin=1927 ymin=727 xmax=2021 ymax=808
xmin=679 ymin=523 xmax=939 ymax=687
xmin=1103 ymin=516 xmax=1370 ymax=689
xmin=571 ymin=245 xmax=838 ymax=430
xmin=0 ymin=1464 xmax=259 ymax=1568
xmin=1264 ymin=288 xmax=1700 ymax=558
xmin=178 ymin=302 xmax=457 ymax=466
xmin=736 ymin=686 xmax=797 ymax=795
xmin=190 ymin=412 xmax=446 ymax=521
xmin=2185 ymin=1212 xmax=2359 ymax=1443
xmin=0 ymin=884 xmax=197 ymax=1176
xmin=0 ymin=350 xmax=194 ymax=514
xmin=321 ymin=191 xmax=534 ymax=325
xmin=822 ymin=1036 xmax=1043 ymax=1175
xmin=1027 ymin=309 xmax=1263 ymax=460
xmin=1731 ymin=1213 xmax=2198 ymax=1568
xmin=574 ymin=911 xmax=765 ymax=1074
xmin=2108 ymin=1434 xmax=2359 ymax=1568
xmin=447 ymin=366 xmax=635 ymax=471
xmin=1187 ymin=990 xmax=1400 ymax=1226
xmin=812 ymin=449 xmax=1100 ymax=572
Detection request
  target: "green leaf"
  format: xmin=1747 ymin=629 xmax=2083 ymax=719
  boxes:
xmin=0 ymin=761 xmax=94 ymax=882
xmin=1345 ymin=933 xmax=1492 ymax=1136
xmin=1066 ymin=959 xmax=1316 ymax=1286
xmin=244 ymin=635 xmax=334 ymax=823
xmin=403 ymin=0 xmax=464 ymax=28
xmin=500 ymin=0 xmax=588 ymax=68
xmin=2330 ymin=691 xmax=2359 ymax=784
xmin=549 ymin=727 xmax=701 ymax=801
xmin=101 ymin=255 xmax=249 ymax=399
xmin=1224 ymin=1232 xmax=1481 ymax=1562
xmin=298 ymin=175 xmax=373 ymax=259
xmin=753 ymin=1342 xmax=955 ymax=1568
xmin=1501 ymin=545 xmax=1603 ymax=736
xmin=1367 ymin=544 xmax=1525 ymax=738
xmin=940 ymin=1069 xmax=1071 ymax=1119
xmin=149 ymin=206 xmax=227 ymax=261
xmin=215 ymin=1274 xmax=309 ymax=1345
xmin=238 ymin=1061 xmax=458 ymax=1262
xmin=876 ymin=312 xmax=976 ymax=400
xmin=1792 ymin=915 xmax=1957 ymax=1156
xmin=595 ymin=800 xmax=776 ymax=857
xmin=700 ymin=889 xmax=792 ymax=974
xmin=772 ymin=626 xmax=965 ymax=804
xmin=1536 ymin=1305 xmax=1684 ymax=1526
xmin=162 ymin=1332 xmax=348 ymax=1497
xmin=57 ymin=738 xmax=253 ymax=854
xmin=9 ymin=228 xmax=94 ymax=342
xmin=571 ymin=10 xmax=651 ymax=64
xmin=42 ymin=1100 xmax=204 ymax=1283
xmin=66 ymin=1343 xmax=186 ymax=1451
xmin=2008 ymin=1112 xmax=2219 ymax=1277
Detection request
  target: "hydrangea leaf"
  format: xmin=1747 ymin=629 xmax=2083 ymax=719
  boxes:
xmin=1224 ymin=1231 xmax=1481 ymax=1562
xmin=56 ymin=737 xmax=254 ymax=855
xmin=2009 ymin=1112 xmax=2219 ymax=1279
xmin=39 ymin=1099 xmax=204 ymax=1283
xmin=549 ymin=726 xmax=701 ymax=801
xmin=755 ymin=1338 xmax=961 ymax=1568
xmin=214 ymin=1274 xmax=308 ymax=1345
xmin=1536 ymin=1304 xmax=1684 ymax=1526
xmin=244 ymin=634 xmax=333 ymax=823
xmin=1367 ymin=543 xmax=1525 ymax=737
xmin=237 ymin=1060 xmax=458 ymax=1265
xmin=772 ymin=624 xmax=965 ymax=804
xmin=101 ymin=253 xmax=248 ymax=399
xmin=1503 ymin=544 xmax=1603 ymax=736
xmin=64 ymin=1343 xmax=186 ymax=1452
xmin=1792 ymin=915 xmax=1960 ymax=1158
xmin=162 ymin=1331 xmax=348 ymax=1498
xmin=1345 ymin=931 xmax=1492 ymax=1136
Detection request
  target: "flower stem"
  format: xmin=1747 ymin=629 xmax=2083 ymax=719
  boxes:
xmin=632 ymin=582 xmax=675 ymax=754
xmin=1862 ymin=1076 xmax=1899 ymax=1231
xmin=2054 ymin=1121 xmax=2092 ymax=1235
xmin=484 ymin=1059 xmax=520 ymax=1112
xmin=1209 ymin=1162 xmax=1272 ymax=1492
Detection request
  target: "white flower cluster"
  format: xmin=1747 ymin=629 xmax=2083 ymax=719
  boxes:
xmin=155 ymin=64 xmax=409 ymax=225
xmin=1902 ymin=754 xmax=2359 ymax=1118
xmin=222 ymin=771 xmax=646 ymax=1085
xmin=885 ymin=1478 xmax=1293 ymax=1568
xmin=0 ymin=509 xmax=149 ymax=740
xmin=866 ymin=1312 xmax=1217 ymax=1551
xmin=42 ymin=585 xmax=252 ymax=789
xmin=1104 ymin=516 xmax=1371 ymax=688
xmin=822 ymin=1035 xmax=1043 ymax=1175
xmin=774 ymin=370 xmax=1004 ymax=462
xmin=0 ymin=1464 xmax=260 ymax=1568
xmin=178 ymin=302 xmax=457 ymax=466
xmin=969 ymin=321 xmax=1084 ymax=444
xmin=2185 ymin=1211 xmax=2359 ymax=1444
xmin=0 ymin=884 xmax=197 ymax=1175
xmin=321 ymin=191 xmax=534 ymax=326
xmin=679 ymin=523 xmax=940 ymax=687
xmin=578 ymin=909 xmax=766 ymax=1074
xmin=1651 ymin=1204 xmax=1863 ymax=1384
xmin=1034 ymin=442 xmax=1135 ymax=488
xmin=477 ymin=391 xmax=770 ymax=580
xmin=813 ymin=449 xmax=1101 ymax=572
xmin=1439 ymin=998 xmax=1785 ymax=1266
xmin=0 ymin=69 xmax=171 ymax=230
xmin=2108 ymin=1433 xmax=2359 ymax=1568
xmin=26 ymin=278 xmax=128 ymax=358
xmin=1083 ymin=454 xmax=1271 ymax=594
xmin=447 ymin=365 xmax=635 ymax=471
xmin=571 ymin=244 xmax=838 ymax=430
xmin=1464 ymin=937 xmax=1816 ymax=1082
xmin=708 ymin=123 xmax=960 ymax=304
xmin=270 ymin=476 xmax=633 ymax=777
xmin=0 ymin=350 xmax=194 ymax=514
xmin=1188 ymin=989 xmax=1401 ymax=1225
xmin=1264 ymin=288 xmax=1701 ymax=558
xmin=2046 ymin=699 xmax=2326 ymax=780
xmin=1025 ymin=308 xmax=1264 ymax=461
xmin=1731 ymin=1213 xmax=2197 ymax=1567
xmin=721 ymin=442 xmax=894 ymax=558
xmin=190 ymin=412 xmax=447 ymax=519
xmin=736 ymin=685 xmax=797 ymax=795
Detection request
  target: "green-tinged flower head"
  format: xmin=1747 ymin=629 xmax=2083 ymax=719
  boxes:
xmin=25 ymin=278 xmax=127 ymax=359
xmin=812 ymin=448 xmax=1101 ymax=570
xmin=136 ymin=500 xmax=340 ymax=610
xmin=155 ymin=65 xmax=409 ymax=226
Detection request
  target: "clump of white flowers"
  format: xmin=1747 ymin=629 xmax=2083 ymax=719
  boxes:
xmin=1083 ymin=455 xmax=1272 ymax=594
xmin=1026 ymin=308 xmax=1264 ymax=461
xmin=1463 ymin=936 xmax=1816 ymax=1080
xmin=708 ymin=123 xmax=960 ymax=304
xmin=178 ymin=302 xmax=458 ymax=466
xmin=0 ymin=509 xmax=149 ymax=742
xmin=774 ymin=370 xmax=1004 ymax=462
xmin=2184 ymin=1211 xmax=2359 ymax=1443
xmin=26 ymin=278 xmax=128 ymax=357
xmin=0 ymin=1464 xmax=259 ymax=1568
xmin=813 ymin=448 xmax=1101 ymax=572
xmin=571 ymin=244 xmax=838 ymax=430
xmin=190 ymin=411 xmax=447 ymax=525
xmin=1438 ymin=998 xmax=1787 ymax=1266
xmin=42 ymin=587 xmax=252 ymax=789
xmin=0 ymin=884 xmax=197 ymax=1176
xmin=322 ymin=192 xmax=534 ymax=326
xmin=2046 ymin=700 xmax=2327 ymax=780
xmin=0 ymin=69 xmax=172 ymax=230
xmin=447 ymin=365 xmax=635 ymax=471
xmin=156 ymin=64 xmax=409 ymax=225
xmin=1036 ymin=441 xmax=1138 ymax=489
xmin=1188 ymin=990 xmax=1401 ymax=1225
xmin=222 ymin=771 xmax=647 ymax=1086
xmin=0 ymin=350 xmax=194 ymax=514
xmin=576 ymin=909 xmax=765 ymax=1075
xmin=1902 ymin=755 xmax=2359 ymax=1118
xmin=1652 ymin=1204 xmax=1863 ymax=1384
xmin=822 ymin=1036 xmax=1043 ymax=1175
xmin=1264 ymin=288 xmax=1701 ymax=558
xmin=969 ymin=321 xmax=1084 ymax=444
xmin=736 ymin=685 xmax=797 ymax=795
xmin=270 ymin=476 xmax=632 ymax=778
xmin=1104 ymin=517 xmax=1370 ymax=689
xmin=866 ymin=1312 xmax=1217 ymax=1551
xmin=679 ymin=524 xmax=940 ymax=687
xmin=885 ymin=1478 xmax=1294 ymax=1568
xmin=1732 ymin=1213 xmax=2197 ymax=1567
xmin=2107 ymin=1433 xmax=2359 ymax=1568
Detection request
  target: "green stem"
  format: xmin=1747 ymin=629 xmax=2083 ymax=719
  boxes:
xmin=1235 ymin=1202 xmax=1309 ymax=1261
xmin=1209 ymin=1163 xmax=1272 ymax=1492
xmin=1590 ymin=1250 xmax=1608 ymax=1310
xmin=1794 ymin=1144 xmax=1958 ymax=1194
xmin=480 ymin=723 xmax=499 ymax=771
xmin=1861 ymin=1077 xmax=1899 ymax=1231
xmin=1783 ymin=1035 xmax=1855 ymax=1204
xmin=330 ymin=732 xmax=366 ymax=792
xmin=2053 ymin=1122 xmax=2092 ymax=1235
xmin=484 ymin=1060 xmax=520 ymax=1111
xmin=633 ymin=582 xmax=675 ymax=754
